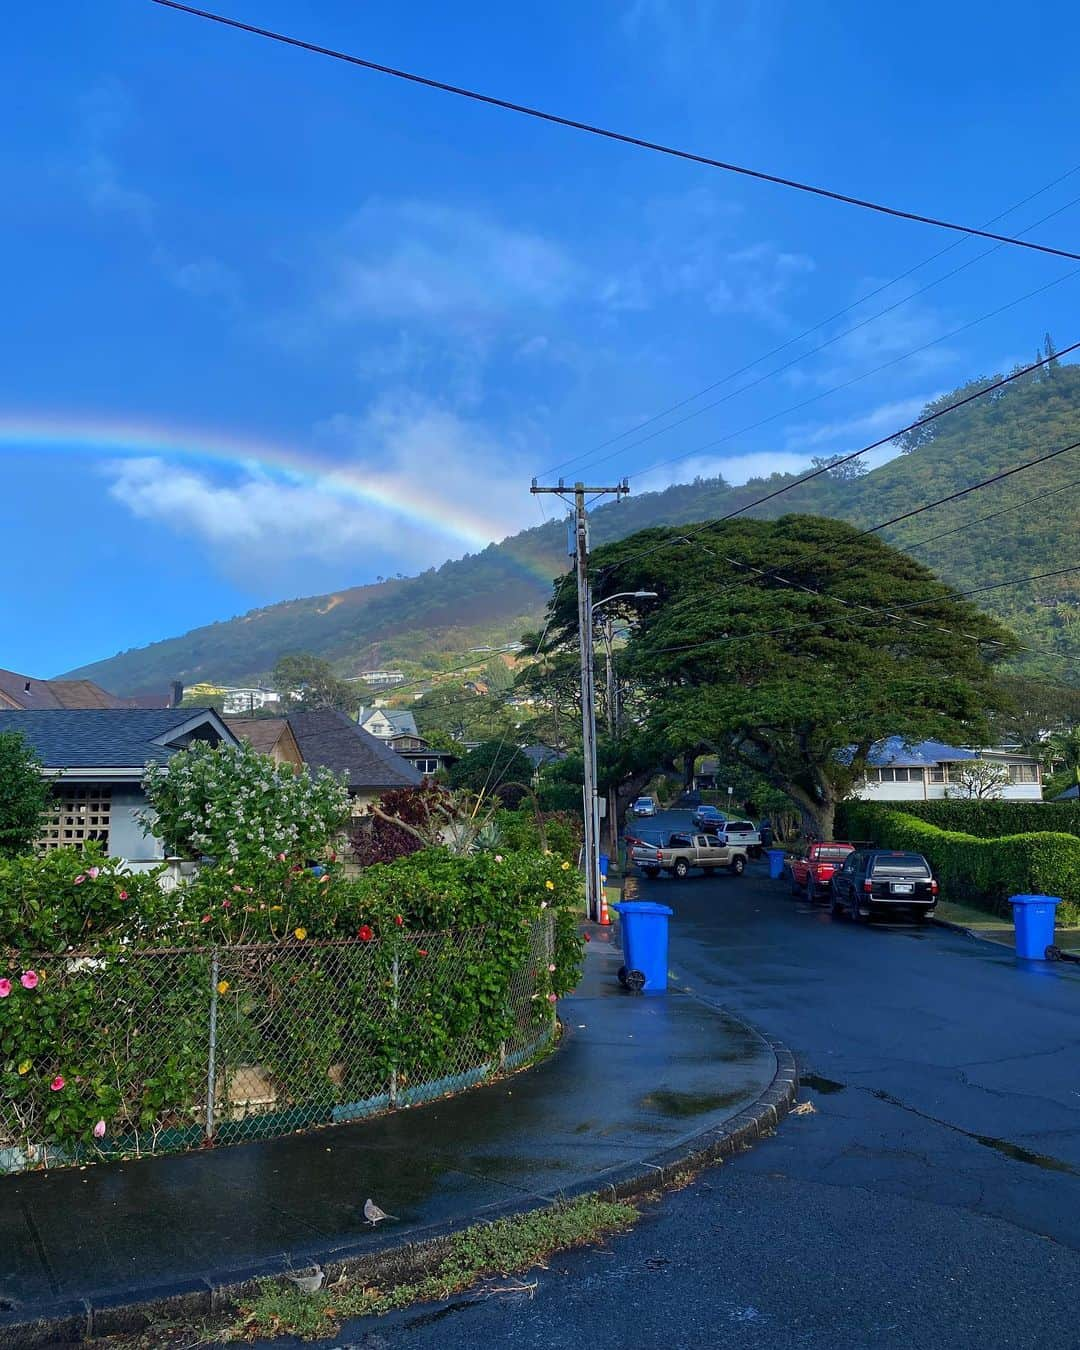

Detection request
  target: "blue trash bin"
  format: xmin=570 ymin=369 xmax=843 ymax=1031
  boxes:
xmin=611 ymin=900 xmax=673 ymax=994
xmin=767 ymin=848 xmax=787 ymax=880
xmin=598 ymin=853 xmax=609 ymax=880
xmin=1010 ymin=893 xmax=1060 ymax=960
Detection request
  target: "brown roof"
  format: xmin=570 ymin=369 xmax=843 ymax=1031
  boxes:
xmin=230 ymin=717 xmax=292 ymax=754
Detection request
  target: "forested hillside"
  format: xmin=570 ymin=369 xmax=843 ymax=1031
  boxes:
xmin=66 ymin=358 xmax=1080 ymax=691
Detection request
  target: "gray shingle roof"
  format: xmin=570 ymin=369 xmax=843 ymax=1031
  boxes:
xmin=0 ymin=708 xmax=232 ymax=768
xmin=287 ymin=710 xmax=422 ymax=790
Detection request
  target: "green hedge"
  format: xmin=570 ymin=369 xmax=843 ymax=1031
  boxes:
xmin=837 ymin=799 xmax=1080 ymax=840
xmin=839 ymin=802 xmax=1080 ymax=925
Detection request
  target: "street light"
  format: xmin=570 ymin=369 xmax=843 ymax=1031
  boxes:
xmin=580 ymin=590 xmax=657 ymax=920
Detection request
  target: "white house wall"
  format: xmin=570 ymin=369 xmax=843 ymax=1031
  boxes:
xmin=852 ymin=780 xmax=1043 ymax=803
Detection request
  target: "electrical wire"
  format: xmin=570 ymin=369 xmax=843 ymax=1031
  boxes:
xmin=596 ymin=338 xmax=1080 ymax=578
xmin=622 ymin=265 xmax=1080 ymax=486
xmin=152 ymin=0 xmax=1080 ymax=264
xmin=541 ymin=182 xmax=1080 ymax=478
xmin=900 ymin=474 xmax=1080 ymax=553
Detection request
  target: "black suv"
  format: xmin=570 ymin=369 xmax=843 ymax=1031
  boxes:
xmin=829 ymin=850 xmax=938 ymax=922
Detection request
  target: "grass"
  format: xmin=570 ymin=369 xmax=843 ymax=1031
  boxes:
xmin=935 ymin=899 xmax=1080 ymax=952
xmin=226 ymin=1194 xmax=640 ymax=1341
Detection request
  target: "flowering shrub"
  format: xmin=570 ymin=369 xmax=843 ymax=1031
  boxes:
xmin=0 ymin=841 xmax=584 ymax=1167
xmin=140 ymin=740 xmax=351 ymax=865
xmin=0 ymin=845 xmax=170 ymax=951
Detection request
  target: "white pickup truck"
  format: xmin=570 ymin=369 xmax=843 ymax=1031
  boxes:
xmin=631 ymin=832 xmax=748 ymax=879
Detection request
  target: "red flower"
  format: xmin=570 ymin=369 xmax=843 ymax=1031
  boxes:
xmin=201 ymin=914 xmax=212 ymax=924
xmin=358 ymin=925 xmax=374 ymax=942
xmin=50 ymin=1076 xmax=65 ymax=1092
xmin=118 ymin=890 xmax=128 ymax=901
xmin=417 ymin=948 xmax=428 ymax=957
xmin=394 ymin=914 xmax=404 ymax=927
xmin=584 ymin=932 xmax=592 ymax=942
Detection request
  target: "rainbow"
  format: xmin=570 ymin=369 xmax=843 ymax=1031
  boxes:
xmin=0 ymin=411 xmax=508 ymax=551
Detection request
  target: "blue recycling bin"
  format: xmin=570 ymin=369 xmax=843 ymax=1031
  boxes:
xmin=611 ymin=900 xmax=673 ymax=994
xmin=1010 ymin=893 xmax=1060 ymax=960
xmin=598 ymin=853 xmax=609 ymax=880
xmin=767 ymin=848 xmax=787 ymax=880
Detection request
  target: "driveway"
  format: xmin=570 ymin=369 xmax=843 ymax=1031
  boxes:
xmin=267 ymin=820 xmax=1080 ymax=1349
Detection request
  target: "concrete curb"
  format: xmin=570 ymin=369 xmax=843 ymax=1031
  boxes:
xmin=0 ymin=999 xmax=797 ymax=1347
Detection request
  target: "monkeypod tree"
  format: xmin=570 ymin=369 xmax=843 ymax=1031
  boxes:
xmin=533 ymin=516 xmax=1019 ymax=840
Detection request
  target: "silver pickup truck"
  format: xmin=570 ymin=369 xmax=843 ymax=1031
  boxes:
xmin=631 ymin=832 xmax=748 ymax=879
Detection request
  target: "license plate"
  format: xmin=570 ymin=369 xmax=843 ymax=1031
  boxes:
xmin=892 ymin=883 xmax=913 ymax=895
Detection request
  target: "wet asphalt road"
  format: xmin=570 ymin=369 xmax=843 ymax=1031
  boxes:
xmin=276 ymin=811 xmax=1080 ymax=1350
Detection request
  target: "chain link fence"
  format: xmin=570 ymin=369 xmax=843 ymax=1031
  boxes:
xmin=0 ymin=916 xmax=555 ymax=1174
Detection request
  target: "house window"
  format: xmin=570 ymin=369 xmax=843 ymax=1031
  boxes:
xmin=874 ymin=767 xmax=922 ymax=783
xmin=414 ymin=758 xmax=440 ymax=775
xmin=929 ymin=766 xmax=946 ymax=783
xmin=1006 ymin=762 xmax=1039 ymax=784
xmin=37 ymin=786 xmax=111 ymax=852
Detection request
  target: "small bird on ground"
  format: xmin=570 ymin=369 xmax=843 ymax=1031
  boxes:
xmin=283 ymin=1265 xmax=324 ymax=1292
xmin=363 ymin=1198 xmax=398 ymax=1225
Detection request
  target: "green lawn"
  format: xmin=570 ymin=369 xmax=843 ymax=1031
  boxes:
xmin=935 ymin=899 xmax=1080 ymax=953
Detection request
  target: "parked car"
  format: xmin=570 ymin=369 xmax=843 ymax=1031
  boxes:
xmin=714 ymin=819 xmax=763 ymax=858
xmin=692 ymin=804 xmax=726 ymax=830
xmin=788 ymin=842 xmax=855 ymax=900
xmin=631 ymin=832 xmax=747 ymax=879
xmin=829 ymin=850 xmax=939 ymax=922
xmin=633 ymin=796 xmax=658 ymax=817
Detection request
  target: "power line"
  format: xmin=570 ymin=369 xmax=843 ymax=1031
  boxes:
xmin=153 ymin=0 xmax=1080 ymax=265
xmin=901 ymin=473 xmax=1080 ymax=553
xmin=642 ymin=548 xmax=1080 ymax=666
xmin=597 ymin=338 xmax=1080 ymax=578
xmin=541 ymin=179 xmax=1080 ymax=478
xmin=624 ymin=264 xmax=1080 ymax=485
xmin=860 ymin=439 xmax=1080 ymax=538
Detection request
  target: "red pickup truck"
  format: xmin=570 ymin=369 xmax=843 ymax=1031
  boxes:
xmin=788 ymin=842 xmax=855 ymax=900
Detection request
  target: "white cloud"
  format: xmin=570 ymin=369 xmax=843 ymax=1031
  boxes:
xmin=104 ymin=397 xmax=540 ymax=586
xmin=634 ymin=450 xmax=812 ymax=494
xmin=74 ymin=83 xmax=241 ymax=312
xmin=327 ymin=201 xmax=579 ymax=325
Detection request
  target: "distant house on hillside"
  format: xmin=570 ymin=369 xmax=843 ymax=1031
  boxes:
xmin=356 ymin=706 xmax=456 ymax=776
xmin=0 ymin=667 xmax=182 ymax=712
xmin=851 ymin=737 xmax=1043 ymax=802
xmin=229 ymin=717 xmax=303 ymax=768
xmin=0 ymin=707 xmax=235 ymax=865
xmin=220 ymin=687 xmax=281 ymax=715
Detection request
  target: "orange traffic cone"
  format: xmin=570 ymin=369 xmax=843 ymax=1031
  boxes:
xmin=598 ymin=884 xmax=611 ymax=926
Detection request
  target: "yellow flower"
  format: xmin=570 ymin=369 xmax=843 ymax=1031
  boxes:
xmin=545 ymin=880 xmax=555 ymax=891
xmin=270 ymin=905 xmax=282 ymax=912
xmin=217 ymin=980 xmax=230 ymax=995
xmin=294 ymin=927 xmax=307 ymax=940
xmin=561 ymin=861 xmax=571 ymax=870
xmin=17 ymin=1059 xmax=31 ymax=1076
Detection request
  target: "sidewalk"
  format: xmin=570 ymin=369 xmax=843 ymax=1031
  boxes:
xmin=0 ymin=925 xmax=789 ymax=1342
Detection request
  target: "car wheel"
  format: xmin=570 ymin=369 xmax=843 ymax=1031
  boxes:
xmin=674 ymin=859 xmax=689 ymax=879
xmin=849 ymin=891 xmax=864 ymax=924
xmin=806 ymin=877 xmax=816 ymax=905
xmin=730 ymin=856 xmax=745 ymax=876
xmin=829 ymin=884 xmax=844 ymax=917
xmin=789 ymin=868 xmax=802 ymax=896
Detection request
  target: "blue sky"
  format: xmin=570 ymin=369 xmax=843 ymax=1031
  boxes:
xmin=4 ymin=0 xmax=1080 ymax=676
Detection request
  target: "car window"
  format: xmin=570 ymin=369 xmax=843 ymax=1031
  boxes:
xmin=871 ymin=853 xmax=931 ymax=875
xmin=816 ymin=846 xmax=852 ymax=861
xmin=726 ymin=821 xmax=754 ymax=832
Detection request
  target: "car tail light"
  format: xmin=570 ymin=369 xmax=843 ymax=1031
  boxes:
xmin=657 ymin=852 xmax=665 ymax=863
xmin=931 ymin=879 xmax=939 ymax=894
xmin=863 ymin=880 xmax=873 ymax=894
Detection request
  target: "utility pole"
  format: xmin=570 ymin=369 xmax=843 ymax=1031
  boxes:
xmin=531 ymin=478 xmax=629 ymax=921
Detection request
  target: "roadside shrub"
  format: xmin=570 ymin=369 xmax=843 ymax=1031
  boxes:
xmin=839 ymin=802 xmax=1080 ymax=924
xmin=494 ymin=808 xmax=581 ymax=861
xmin=838 ymin=799 xmax=1080 ymax=840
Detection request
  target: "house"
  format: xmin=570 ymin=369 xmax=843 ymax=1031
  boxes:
xmin=521 ymin=744 xmax=568 ymax=781
xmin=0 ymin=667 xmax=182 ymax=711
xmin=852 ymin=737 xmax=1043 ymax=802
xmin=358 ymin=670 xmax=406 ymax=688
xmin=228 ymin=717 xmax=304 ymax=768
xmin=285 ymin=710 xmax=422 ymax=809
xmin=356 ymin=706 xmax=456 ymax=776
xmin=0 ymin=707 xmax=236 ymax=865
xmin=220 ymin=687 xmax=281 ymax=715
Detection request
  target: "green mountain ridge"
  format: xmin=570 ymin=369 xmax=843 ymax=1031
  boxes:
xmin=65 ymin=362 xmax=1080 ymax=691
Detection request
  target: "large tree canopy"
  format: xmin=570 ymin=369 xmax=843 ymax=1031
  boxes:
xmin=534 ymin=515 xmax=1019 ymax=838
